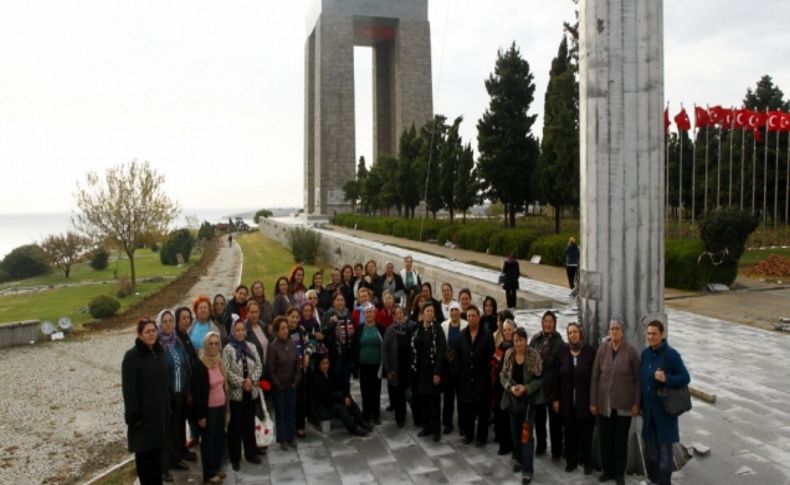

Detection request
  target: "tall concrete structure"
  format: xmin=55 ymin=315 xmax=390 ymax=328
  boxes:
xmin=304 ymin=0 xmax=434 ymax=217
xmin=579 ymin=0 xmax=665 ymax=347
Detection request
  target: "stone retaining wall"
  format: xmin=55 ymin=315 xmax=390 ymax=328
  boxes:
xmin=0 ymin=320 xmax=40 ymax=348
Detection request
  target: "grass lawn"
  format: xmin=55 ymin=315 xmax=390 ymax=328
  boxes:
xmin=89 ymin=460 xmax=136 ymax=485
xmin=237 ymin=232 xmax=321 ymax=293
xmin=739 ymin=246 xmax=790 ymax=266
xmin=0 ymin=250 xmax=197 ymax=328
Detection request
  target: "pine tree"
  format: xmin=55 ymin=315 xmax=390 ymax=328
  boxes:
xmin=398 ymin=125 xmax=422 ymax=218
xmin=418 ymin=115 xmax=448 ymax=219
xmin=454 ymin=142 xmax=479 ymax=224
xmin=439 ymin=116 xmax=463 ymax=223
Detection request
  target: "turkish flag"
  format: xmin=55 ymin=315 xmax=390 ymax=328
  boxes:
xmin=767 ymin=111 xmax=784 ymax=131
xmin=694 ymin=106 xmax=710 ymax=128
xmin=709 ymin=106 xmax=727 ymax=125
xmin=753 ymin=128 xmax=764 ymax=143
xmin=747 ymin=111 xmax=767 ymax=129
xmin=734 ymin=109 xmax=748 ymax=129
xmin=664 ymin=107 xmax=670 ymax=135
xmin=674 ymin=108 xmax=691 ymax=132
xmin=781 ymin=112 xmax=790 ymax=132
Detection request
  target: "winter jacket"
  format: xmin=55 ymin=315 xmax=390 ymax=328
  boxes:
xmin=412 ymin=321 xmax=447 ymax=395
xmin=381 ymin=319 xmax=415 ymax=387
xmin=457 ymin=327 xmax=495 ymax=404
xmin=566 ymin=243 xmax=580 ymax=267
xmin=502 ymin=259 xmax=520 ymax=290
xmin=267 ymin=338 xmax=301 ymax=391
xmin=641 ymin=340 xmax=690 ymax=444
xmin=321 ymin=307 xmax=358 ymax=363
xmin=121 ymin=338 xmax=170 ymax=453
xmin=590 ymin=341 xmax=641 ymax=415
xmin=222 ymin=341 xmax=262 ymax=401
xmin=499 ymin=347 xmax=544 ymax=410
xmin=553 ymin=343 xmax=596 ymax=418
xmin=528 ymin=331 xmax=565 ymax=402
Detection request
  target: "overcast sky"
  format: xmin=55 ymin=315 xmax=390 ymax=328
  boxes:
xmin=1 ymin=0 xmax=788 ymax=215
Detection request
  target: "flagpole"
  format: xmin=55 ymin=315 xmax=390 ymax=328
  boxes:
xmin=786 ymin=131 xmax=789 ymax=244
xmin=752 ymin=131 xmax=757 ymax=215
xmin=691 ymin=125 xmax=697 ymax=232
xmin=679 ymin=128 xmax=684 ymax=239
xmin=763 ymin=108 xmax=769 ymax=236
xmin=740 ymin=123 xmax=746 ymax=210
xmin=665 ymin=102 xmax=670 ymax=227
xmin=729 ymin=108 xmax=734 ymax=206
xmin=717 ymin=121 xmax=722 ymax=209
xmin=774 ymin=126 xmax=780 ymax=232
xmin=704 ymin=112 xmax=710 ymax=214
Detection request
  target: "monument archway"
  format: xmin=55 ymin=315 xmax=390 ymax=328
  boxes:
xmin=304 ymin=0 xmax=434 ymax=217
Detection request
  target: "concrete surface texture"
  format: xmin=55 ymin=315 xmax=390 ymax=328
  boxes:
xmin=304 ymin=0 xmax=433 ymax=216
xmin=579 ymin=0 xmax=666 ymax=347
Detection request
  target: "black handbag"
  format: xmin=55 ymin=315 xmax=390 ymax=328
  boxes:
xmin=656 ymin=354 xmax=692 ymax=416
xmin=506 ymin=391 xmax=527 ymax=414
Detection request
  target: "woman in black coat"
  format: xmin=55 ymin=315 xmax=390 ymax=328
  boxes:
xmin=311 ymin=354 xmax=370 ymax=436
xmin=457 ymin=305 xmax=495 ymax=446
xmin=122 ymin=318 xmax=170 ymax=485
xmin=381 ymin=305 xmax=414 ymax=428
xmin=552 ymin=322 xmax=596 ymax=474
xmin=501 ymin=254 xmax=520 ymax=309
xmin=411 ymin=304 xmax=447 ymax=442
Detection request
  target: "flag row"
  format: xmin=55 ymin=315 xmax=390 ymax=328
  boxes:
xmin=664 ymin=106 xmax=790 ymax=136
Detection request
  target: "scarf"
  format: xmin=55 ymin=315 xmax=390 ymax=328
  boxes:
xmin=228 ymin=332 xmax=255 ymax=363
xmin=156 ymin=309 xmax=178 ymax=348
xmin=410 ymin=321 xmax=438 ymax=373
xmin=540 ymin=331 xmax=558 ymax=361
xmin=199 ymin=332 xmax=227 ymax=385
xmin=392 ymin=317 xmax=408 ymax=336
xmin=569 ymin=340 xmax=584 ymax=353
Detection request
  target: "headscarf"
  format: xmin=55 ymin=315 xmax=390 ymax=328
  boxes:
xmin=567 ymin=322 xmax=585 ymax=352
xmin=299 ymin=301 xmax=319 ymax=335
xmin=228 ymin=315 xmax=255 ymax=363
xmin=156 ymin=309 xmax=178 ymax=348
xmin=200 ymin=331 xmax=227 ymax=384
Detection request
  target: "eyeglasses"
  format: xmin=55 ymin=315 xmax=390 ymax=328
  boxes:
xmin=207 ymin=342 xmax=220 ymax=346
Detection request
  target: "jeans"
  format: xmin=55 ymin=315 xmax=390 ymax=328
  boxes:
xmin=331 ymin=401 xmax=366 ymax=432
xmin=273 ymin=387 xmax=297 ymax=444
xmin=135 ymin=448 xmax=163 ymax=485
xmin=598 ymin=412 xmax=631 ymax=478
xmin=227 ymin=393 xmax=258 ymax=465
xmin=534 ymin=403 xmax=563 ymax=457
xmin=509 ymin=405 xmax=536 ymax=477
xmin=645 ymin=418 xmax=673 ymax=485
xmin=359 ymin=363 xmax=382 ymax=421
xmin=200 ymin=406 xmax=225 ymax=480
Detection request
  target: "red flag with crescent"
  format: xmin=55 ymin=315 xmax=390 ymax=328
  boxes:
xmin=674 ymin=108 xmax=691 ymax=132
xmin=694 ymin=106 xmax=710 ymax=128
xmin=746 ymin=111 xmax=767 ymax=129
xmin=709 ymin=106 xmax=727 ymax=125
xmin=734 ymin=109 xmax=748 ymax=129
xmin=781 ymin=112 xmax=790 ymax=132
xmin=767 ymin=111 xmax=783 ymax=132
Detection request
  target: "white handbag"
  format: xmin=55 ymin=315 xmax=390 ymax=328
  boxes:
xmin=254 ymin=395 xmax=275 ymax=447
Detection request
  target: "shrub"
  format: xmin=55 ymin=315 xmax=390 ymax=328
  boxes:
xmin=0 ymin=267 xmax=9 ymax=283
xmin=436 ymin=225 xmax=457 ymax=245
xmin=699 ymin=208 xmax=759 ymax=263
xmin=0 ymin=244 xmax=51 ymax=280
xmin=254 ymin=209 xmax=273 ymax=223
xmin=116 ymin=277 xmax=134 ymax=298
xmin=89 ymin=247 xmax=110 ymax=270
xmin=665 ymin=239 xmax=738 ymax=290
xmin=287 ymin=227 xmax=322 ymax=264
xmin=160 ymin=228 xmax=196 ymax=266
xmin=149 ymin=241 xmax=159 ymax=253
xmin=528 ymin=234 xmax=578 ymax=266
xmin=456 ymin=225 xmax=499 ymax=252
xmin=197 ymin=221 xmax=215 ymax=240
xmin=88 ymin=294 xmax=121 ymax=318
xmin=488 ymin=228 xmax=541 ymax=258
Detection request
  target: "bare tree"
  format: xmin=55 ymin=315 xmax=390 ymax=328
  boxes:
xmin=41 ymin=231 xmax=89 ymax=278
xmin=74 ymin=160 xmax=179 ymax=289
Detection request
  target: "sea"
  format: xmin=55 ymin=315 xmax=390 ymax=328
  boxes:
xmin=0 ymin=208 xmax=260 ymax=259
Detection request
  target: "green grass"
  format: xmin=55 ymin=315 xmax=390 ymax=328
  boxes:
xmin=237 ymin=232 xmax=321 ymax=291
xmin=90 ymin=460 xmax=136 ymax=485
xmin=739 ymin=247 xmax=790 ymax=266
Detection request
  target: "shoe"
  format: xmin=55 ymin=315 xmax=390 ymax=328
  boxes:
xmin=280 ymin=442 xmax=289 ymax=451
xmin=186 ymin=438 xmax=198 ymax=449
xmin=432 ymin=433 xmax=440 ymax=442
xmin=535 ymin=447 xmax=546 ymax=456
xmin=373 ymin=417 xmax=382 ymax=425
xmin=522 ymin=476 xmax=532 ymax=485
xmin=205 ymin=476 xmax=222 ymax=484
xmin=162 ymin=472 xmax=174 ymax=483
xmin=296 ymin=429 xmax=306 ymax=438
xmin=362 ymin=421 xmax=375 ymax=432
xmin=256 ymin=447 xmax=267 ymax=455
xmin=497 ymin=447 xmax=511 ymax=456
xmin=247 ymin=456 xmax=261 ymax=464
xmin=171 ymin=460 xmax=189 ymax=471
xmin=443 ymin=425 xmax=453 ymax=435
xmin=615 ymin=477 xmax=625 ymax=485
xmin=462 ymin=437 xmax=474 ymax=445
xmin=417 ymin=429 xmax=431 ymax=437
xmin=584 ymin=464 xmax=593 ymax=475
xmin=217 ymin=470 xmax=227 ymax=478
xmin=182 ymin=450 xmax=197 ymax=462
xmin=551 ymin=454 xmax=562 ymax=462
xmin=231 ymin=462 xmax=240 ymax=472
xmin=386 ymin=404 xmax=393 ymax=412
xmin=599 ymin=472 xmax=613 ymax=482
xmin=564 ymin=464 xmax=577 ymax=472
xmin=351 ymin=425 xmax=368 ymax=436
xmin=475 ymin=441 xmax=486 ymax=448
xmin=513 ymin=463 xmax=523 ymax=473
xmin=288 ymin=440 xmax=298 ymax=449
xmin=396 ymin=421 xmax=405 ymax=429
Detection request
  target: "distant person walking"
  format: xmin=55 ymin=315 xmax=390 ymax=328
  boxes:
xmin=565 ymin=237 xmax=580 ymax=289
xmin=122 ymin=317 xmax=169 ymax=485
xmin=501 ymin=254 xmax=520 ymax=309
xmin=228 ymin=233 xmax=233 ymax=247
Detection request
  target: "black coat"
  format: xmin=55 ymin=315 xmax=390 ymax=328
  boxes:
xmin=553 ymin=344 xmax=596 ymax=418
xmin=457 ymin=327 xmax=495 ymax=404
xmin=529 ymin=331 xmax=564 ymax=402
xmin=311 ymin=371 xmax=347 ymax=421
xmin=191 ymin=360 xmax=210 ymax=422
xmin=412 ymin=322 xmax=447 ymax=395
xmin=122 ymin=338 xmax=170 ymax=453
xmin=502 ymin=259 xmax=520 ymax=290
xmin=311 ymin=285 xmax=332 ymax=313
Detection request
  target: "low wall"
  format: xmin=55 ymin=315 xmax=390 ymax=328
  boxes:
xmin=0 ymin=320 xmax=41 ymax=348
xmin=258 ymin=218 xmax=554 ymax=311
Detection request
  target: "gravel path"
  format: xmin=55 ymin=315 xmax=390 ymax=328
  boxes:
xmin=0 ymin=241 xmax=242 ymax=485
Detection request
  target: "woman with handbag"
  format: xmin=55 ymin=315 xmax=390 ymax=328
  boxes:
xmin=499 ymin=327 xmax=543 ymax=485
xmin=641 ymin=320 xmax=690 ymax=485
xmin=223 ymin=318 xmax=263 ymax=471
xmin=590 ymin=318 xmax=641 ymax=485
xmin=192 ymin=332 xmax=228 ymax=484
xmin=492 ymin=318 xmax=515 ymax=456
xmin=501 ymin=254 xmax=520 ymax=309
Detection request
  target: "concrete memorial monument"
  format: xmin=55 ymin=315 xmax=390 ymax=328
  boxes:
xmin=303 ymin=0 xmax=434 ymax=217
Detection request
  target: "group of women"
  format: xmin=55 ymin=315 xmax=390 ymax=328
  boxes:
xmin=122 ymin=256 xmax=689 ymax=485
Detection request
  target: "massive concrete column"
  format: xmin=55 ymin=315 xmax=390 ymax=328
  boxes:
xmin=579 ymin=0 xmax=665 ymax=347
xmin=304 ymin=31 xmax=316 ymax=214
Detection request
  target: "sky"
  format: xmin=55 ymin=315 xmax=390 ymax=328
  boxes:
xmin=0 ymin=0 xmax=788 ymax=215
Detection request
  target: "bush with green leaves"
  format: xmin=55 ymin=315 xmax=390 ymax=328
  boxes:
xmin=489 ymin=228 xmax=541 ymax=258
xmin=89 ymin=247 xmax=110 ymax=270
xmin=88 ymin=294 xmax=121 ymax=318
xmin=0 ymin=244 xmax=51 ymax=280
xmin=528 ymin=233 xmax=578 ymax=266
xmin=455 ymin=225 xmax=500 ymax=252
xmin=160 ymin=228 xmax=196 ymax=266
xmin=197 ymin=221 xmax=215 ymax=240
xmin=665 ymin=239 xmax=738 ymax=289
xmin=287 ymin=227 xmax=322 ymax=264
xmin=699 ymin=208 xmax=759 ymax=263
xmin=254 ymin=209 xmax=273 ymax=223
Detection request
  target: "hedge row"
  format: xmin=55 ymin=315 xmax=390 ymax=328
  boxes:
xmin=665 ymin=239 xmax=738 ymax=290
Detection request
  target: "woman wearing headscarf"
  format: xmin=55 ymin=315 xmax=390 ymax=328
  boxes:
xmin=457 ymin=305 xmax=495 ymax=446
xmin=411 ymin=304 xmax=447 ymax=442
xmin=272 ymin=276 xmax=293 ymax=318
xmin=353 ymin=303 xmax=385 ymax=425
xmin=223 ymin=318 xmax=263 ymax=471
xmin=299 ymin=299 xmax=323 ymax=355
xmin=641 ymin=320 xmax=690 ymax=485
xmin=249 ymin=280 xmax=275 ymax=326
xmin=501 ymin=254 xmax=520 ymax=309
xmin=590 ymin=318 xmax=641 ymax=485
xmin=552 ymin=322 xmax=596 ymax=474
xmin=528 ymin=310 xmax=564 ymax=459
xmin=192 ymin=332 xmax=228 ymax=484
xmin=268 ymin=317 xmax=301 ymax=450
xmin=500 ymin=327 xmax=543 ymax=485
xmin=311 ymin=353 xmax=370 ymax=436
xmin=321 ymin=291 xmax=357 ymax=398
xmin=122 ymin=317 xmax=169 ymax=485
xmin=156 ymin=310 xmax=190 ymax=479
xmin=382 ymin=305 xmax=414 ymax=428
xmin=480 ymin=296 xmax=499 ymax=336
xmin=493 ymin=319 xmax=516 ymax=455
